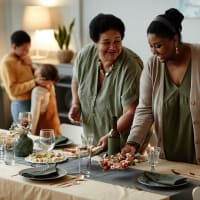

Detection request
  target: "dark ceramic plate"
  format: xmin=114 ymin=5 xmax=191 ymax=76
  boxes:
xmin=137 ymin=175 xmax=188 ymax=188
xmin=19 ymin=167 xmax=67 ymax=181
xmin=35 ymin=138 xmax=73 ymax=148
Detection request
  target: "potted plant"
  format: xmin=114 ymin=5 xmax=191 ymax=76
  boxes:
xmin=54 ymin=18 xmax=75 ymax=63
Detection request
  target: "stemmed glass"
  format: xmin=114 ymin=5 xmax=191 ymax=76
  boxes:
xmin=146 ymin=146 xmax=161 ymax=172
xmin=18 ymin=112 xmax=32 ymax=134
xmin=39 ymin=129 xmax=55 ymax=169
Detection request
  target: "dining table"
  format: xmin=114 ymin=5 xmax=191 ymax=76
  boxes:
xmin=0 ymin=129 xmax=199 ymax=200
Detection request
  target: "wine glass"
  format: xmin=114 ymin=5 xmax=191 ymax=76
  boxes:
xmin=39 ymin=129 xmax=55 ymax=152
xmin=147 ymin=146 xmax=161 ymax=172
xmin=39 ymin=129 xmax=55 ymax=169
xmin=18 ymin=112 xmax=32 ymax=133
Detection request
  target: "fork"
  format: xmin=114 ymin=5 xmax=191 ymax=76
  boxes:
xmin=171 ymin=169 xmax=200 ymax=179
xmin=11 ymin=173 xmax=19 ymax=177
xmin=51 ymin=175 xmax=85 ymax=187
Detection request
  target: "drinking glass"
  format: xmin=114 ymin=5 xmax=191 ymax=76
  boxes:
xmin=39 ymin=129 xmax=55 ymax=152
xmin=39 ymin=129 xmax=55 ymax=169
xmin=18 ymin=112 xmax=32 ymax=133
xmin=78 ymin=133 xmax=94 ymax=177
xmin=87 ymin=134 xmax=94 ymax=170
xmin=147 ymin=146 xmax=161 ymax=172
xmin=0 ymin=134 xmax=6 ymax=162
xmin=4 ymin=137 xmax=16 ymax=166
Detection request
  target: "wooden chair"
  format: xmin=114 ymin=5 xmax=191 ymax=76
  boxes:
xmin=60 ymin=123 xmax=83 ymax=144
xmin=193 ymin=186 xmax=200 ymax=200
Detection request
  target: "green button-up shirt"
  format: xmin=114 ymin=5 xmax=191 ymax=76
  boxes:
xmin=74 ymin=44 xmax=143 ymax=145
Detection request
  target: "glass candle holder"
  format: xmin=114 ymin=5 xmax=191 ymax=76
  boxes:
xmin=147 ymin=146 xmax=161 ymax=172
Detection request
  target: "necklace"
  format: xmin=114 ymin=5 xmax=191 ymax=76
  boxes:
xmin=98 ymin=60 xmax=114 ymax=77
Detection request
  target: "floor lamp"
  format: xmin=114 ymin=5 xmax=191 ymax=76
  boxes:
xmin=23 ymin=6 xmax=53 ymax=60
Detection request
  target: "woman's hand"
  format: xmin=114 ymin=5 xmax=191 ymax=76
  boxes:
xmin=68 ymin=104 xmax=81 ymax=125
xmin=98 ymin=134 xmax=109 ymax=151
xmin=121 ymin=144 xmax=136 ymax=157
xmin=21 ymin=56 xmax=32 ymax=66
xmin=35 ymin=77 xmax=52 ymax=87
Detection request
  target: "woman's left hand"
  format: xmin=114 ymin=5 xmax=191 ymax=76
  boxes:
xmin=21 ymin=56 xmax=32 ymax=65
xmin=98 ymin=134 xmax=109 ymax=151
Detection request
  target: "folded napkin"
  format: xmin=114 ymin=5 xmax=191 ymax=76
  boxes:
xmin=22 ymin=165 xmax=58 ymax=178
xmin=55 ymin=135 xmax=69 ymax=145
xmin=144 ymin=171 xmax=187 ymax=186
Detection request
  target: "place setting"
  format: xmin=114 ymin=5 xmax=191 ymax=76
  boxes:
xmin=137 ymin=146 xmax=189 ymax=189
xmin=17 ymin=129 xmax=89 ymax=188
xmin=18 ymin=129 xmax=69 ymax=181
xmin=18 ymin=163 xmax=84 ymax=188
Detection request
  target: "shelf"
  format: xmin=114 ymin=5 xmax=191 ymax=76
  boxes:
xmin=58 ymin=112 xmax=68 ymax=118
xmin=33 ymin=59 xmax=73 ymax=124
xmin=34 ymin=59 xmax=73 ymax=77
xmin=55 ymin=83 xmax=71 ymax=88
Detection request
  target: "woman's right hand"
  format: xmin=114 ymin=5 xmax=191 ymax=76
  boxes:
xmin=68 ymin=104 xmax=81 ymax=125
xmin=121 ymin=144 xmax=136 ymax=157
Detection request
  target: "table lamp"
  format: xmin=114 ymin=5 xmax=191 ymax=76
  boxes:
xmin=23 ymin=6 xmax=52 ymax=60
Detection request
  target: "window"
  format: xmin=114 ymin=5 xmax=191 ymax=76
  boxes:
xmin=179 ymin=0 xmax=200 ymax=18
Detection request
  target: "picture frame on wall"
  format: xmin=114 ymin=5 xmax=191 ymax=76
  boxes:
xmin=179 ymin=0 xmax=200 ymax=18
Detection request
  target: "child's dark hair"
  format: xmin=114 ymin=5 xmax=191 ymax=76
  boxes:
xmin=40 ymin=64 xmax=60 ymax=82
xmin=11 ymin=30 xmax=31 ymax=46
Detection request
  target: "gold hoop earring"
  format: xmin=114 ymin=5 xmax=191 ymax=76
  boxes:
xmin=175 ymin=46 xmax=179 ymax=54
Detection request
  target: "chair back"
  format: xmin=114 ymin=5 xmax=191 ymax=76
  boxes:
xmin=193 ymin=186 xmax=200 ymax=200
xmin=60 ymin=123 xmax=83 ymax=144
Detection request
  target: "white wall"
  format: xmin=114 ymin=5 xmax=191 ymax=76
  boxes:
xmin=0 ymin=0 xmax=81 ymax=57
xmin=1 ymin=0 xmax=200 ymax=63
xmin=81 ymin=0 xmax=200 ymax=63
xmin=0 ymin=0 xmax=11 ymax=56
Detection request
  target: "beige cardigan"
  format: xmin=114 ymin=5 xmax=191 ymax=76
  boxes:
xmin=127 ymin=43 xmax=200 ymax=164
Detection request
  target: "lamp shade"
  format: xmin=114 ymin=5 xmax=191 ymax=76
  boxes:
xmin=23 ymin=6 xmax=52 ymax=30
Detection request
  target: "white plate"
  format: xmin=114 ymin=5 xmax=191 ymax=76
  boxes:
xmin=25 ymin=150 xmax=69 ymax=164
xmin=34 ymin=138 xmax=74 ymax=148
xmin=19 ymin=167 xmax=67 ymax=181
xmin=55 ymin=139 xmax=73 ymax=148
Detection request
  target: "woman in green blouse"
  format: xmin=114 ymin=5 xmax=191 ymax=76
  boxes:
xmin=68 ymin=13 xmax=143 ymax=150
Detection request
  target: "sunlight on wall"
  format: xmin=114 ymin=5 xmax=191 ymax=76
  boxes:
xmin=25 ymin=0 xmax=70 ymax=6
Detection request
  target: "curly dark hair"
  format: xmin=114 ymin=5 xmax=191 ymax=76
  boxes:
xmin=11 ymin=30 xmax=31 ymax=46
xmin=40 ymin=64 xmax=60 ymax=82
xmin=147 ymin=8 xmax=184 ymax=41
xmin=89 ymin=13 xmax=125 ymax=43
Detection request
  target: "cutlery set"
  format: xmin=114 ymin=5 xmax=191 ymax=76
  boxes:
xmin=171 ymin=169 xmax=200 ymax=180
xmin=50 ymin=175 xmax=85 ymax=187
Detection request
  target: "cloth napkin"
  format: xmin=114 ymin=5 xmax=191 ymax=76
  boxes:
xmin=22 ymin=165 xmax=58 ymax=178
xmin=144 ymin=171 xmax=187 ymax=186
xmin=55 ymin=135 xmax=69 ymax=145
